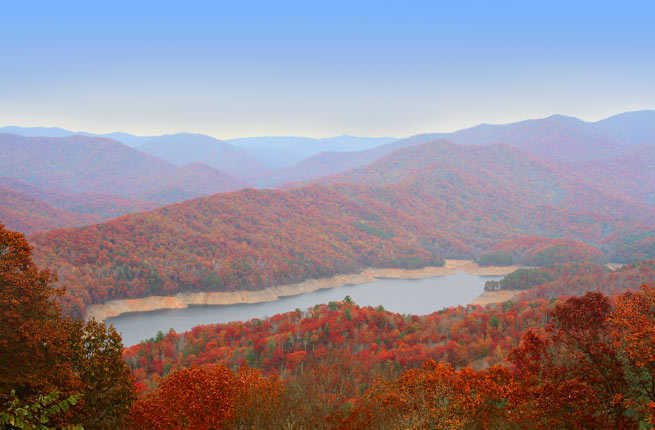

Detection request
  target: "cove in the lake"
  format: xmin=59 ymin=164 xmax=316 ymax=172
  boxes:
xmin=109 ymin=272 xmax=502 ymax=346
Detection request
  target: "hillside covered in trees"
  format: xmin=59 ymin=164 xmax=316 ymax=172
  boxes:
xmin=30 ymin=186 xmax=446 ymax=318
xmin=477 ymin=237 xmax=604 ymax=266
xmin=29 ymin=140 xmax=655 ymax=317
xmin=124 ymin=257 xmax=655 ymax=428
xmin=125 ymin=259 xmax=655 ymax=388
xmin=4 ymin=222 xmax=654 ymax=428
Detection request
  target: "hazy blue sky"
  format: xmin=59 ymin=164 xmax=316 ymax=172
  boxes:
xmin=2 ymin=1 xmax=654 ymax=138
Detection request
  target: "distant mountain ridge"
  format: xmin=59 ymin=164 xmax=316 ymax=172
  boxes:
xmin=4 ymin=109 xmax=654 ymax=199
xmin=4 ymin=110 xmax=653 ymax=183
xmin=563 ymin=144 xmax=655 ymax=206
xmin=0 ymin=133 xmax=244 ymax=205
xmin=0 ymin=126 xmax=154 ymax=147
xmin=382 ymin=110 xmax=655 ymax=162
xmin=0 ymin=125 xmax=396 ymax=171
xmin=136 ymin=133 xmax=269 ymax=179
xmin=277 ymin=110 xmax=655 ymax=190
xmin=227 ymin=135 xmax=396 ymax=169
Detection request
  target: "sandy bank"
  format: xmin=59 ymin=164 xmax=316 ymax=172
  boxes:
xmin=86 ymin=259 xmax=523 ymax=321
xmin=470 ymin=290 xmax=524 ymax=306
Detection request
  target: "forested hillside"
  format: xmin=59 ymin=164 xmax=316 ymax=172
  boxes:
xmin=608 ymin=230 xmax=655 ymax=262
xmin=4 ymin=223 xmax=655 ymax=428
xmin=30 ymin=186 xmax=445 ymax=318
xmin=126 ymin=260 xmax=655 ymax=386
xmin=0 ymin=186 xmax=100 ymax=233
xmin=0 ymin=176 xmax=158 ymax=219
xmin=566 ymin=144 xmax=655 ymax=206
xmin=29 ymin=140 xmax=655 ymax=318
xmin=124 ymin=259 xmax=655 ymax=428
xmin=310 ymin=141 xmax=652 ymax=222
xmin=477 ymin=237 xmax=604 ymax=266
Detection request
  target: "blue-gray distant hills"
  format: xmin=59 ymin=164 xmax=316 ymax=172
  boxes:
xmin=227 ymin=135 xmax=396 ymax=169
xmin=0 ymin=125 xmax=396 ymax=174
xmin=0 ymin=134 xmax=244 ymax=217
xmin=2 ymin=109 xmax=654 ymax=199
xmin=0 ymin=126 xmax=154 ymax=147
xmin=261 ymin=111 xmax=654 ymax=186
xmin=409 ymin=111 xmax=655 ymax=161
xmin=136 ymin=133 xmax=270 ymax=178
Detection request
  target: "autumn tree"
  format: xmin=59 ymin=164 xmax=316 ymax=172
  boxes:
xmin=610 ymin=285 xmax=655 ymax=426
xmin=0 ymin=224 xmax=135 ymax=428
xmin=67 ymin=319 xmax=136 ymax=429
xmin=0 ymin=224 xmax=77 ymax=402
xmin=508 ymin=292 xmax=634 ymax=428
xmin=346 ymin=361 xmax=515 ymax=429
xmin=130 ymin=364 xmax=284 ymax=429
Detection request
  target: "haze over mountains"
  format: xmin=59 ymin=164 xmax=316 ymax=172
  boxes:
xmin=136 ymin=133 xmax=270 ymax=177
xmin=308 ymin=140 xmax=653 ymax=223
xmin=413 ymin=112 xmax=655 ymax=161
xmin=227 ymin=135 xmax=396 ymax=169
xmin=0 ymin=125 xmax=395 ymax=170
xmin=565 ymin=144 xmax=655 ymax=205
xmin=1 ymin=110 xmax=654 ymax=236
xmin=5 ymin=110 xmax=653 ymax=189
xmin=0 ymin=126 xmax=154 ymax=147
xmin=0 ymin=134 xmax=243 ymax=227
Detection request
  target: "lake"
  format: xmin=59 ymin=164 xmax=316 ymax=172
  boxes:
xmin=108 ymin=272 xmax=501 ymax=346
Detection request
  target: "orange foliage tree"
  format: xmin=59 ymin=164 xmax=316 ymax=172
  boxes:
xmin=130 ymin=364 xmax=283 ymax=429
xmin=610 ymin=285 xmax=655 ymax=425
xmin=508 ymin=289 xmax=654 ymax=428
xmin=0 ymin=223 xmax=135 ymax=428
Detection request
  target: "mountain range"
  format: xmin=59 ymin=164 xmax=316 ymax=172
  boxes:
xmin=227 ymin=135 xmax=396 ymax=169
xmin=0 ymin=125 xmax=394 ymax=171
xmin=0 ymin=133 xmax=243 ymax=233
xmin=2 ymin=110 xmax=654 ymax=235
xmin=5 ymin=110 xmax=654 ymax=176
xmin=28 ymin=136 xmax=655 ymax=317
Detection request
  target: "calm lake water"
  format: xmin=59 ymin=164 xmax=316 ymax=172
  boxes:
xmin=109 ymin=272 xmax=501 ymax=346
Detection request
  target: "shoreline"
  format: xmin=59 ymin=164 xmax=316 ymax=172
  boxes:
xmin=469 ymin=290 xmax=524 ymax=305
xmin=87 ymin=259 xmax=523 ymax=322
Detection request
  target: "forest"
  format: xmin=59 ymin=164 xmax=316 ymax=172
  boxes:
xmin=5 ymin=137 xmax=655 ymax=429
xmin=3 ymin=223 xmax=654 ymax=428
xmin=27 ymin=140 xmax=655 ymax=319
xmin=477 ymin=237 xmax=604 ymax=266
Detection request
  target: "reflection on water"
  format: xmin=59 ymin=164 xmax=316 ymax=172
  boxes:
xmin=109 ymin=272 xmax=501 ymax=346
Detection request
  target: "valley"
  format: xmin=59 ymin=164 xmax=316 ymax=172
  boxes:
xmin=109 ymin=271 xmax=505 ymax=346
xmin=3 ymin=110 xmax=655 ymax=428
xmin=4 ymin=6 xmax=655 ymax=427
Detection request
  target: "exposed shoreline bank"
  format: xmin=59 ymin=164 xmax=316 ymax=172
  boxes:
xmin=469 ymin=289 xmax=524 ymax=305
xmin=87 ymin=259 xmax=523 ymax=322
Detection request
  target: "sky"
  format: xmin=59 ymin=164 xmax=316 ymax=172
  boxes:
xmin=1 ymin=1 xmax=654 ymax=139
